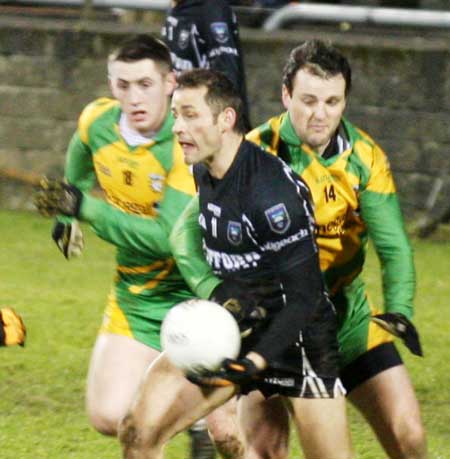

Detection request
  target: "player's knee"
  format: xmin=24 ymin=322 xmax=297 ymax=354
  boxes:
xmin=396 ymin=418 xmax=427 ymax=459
xmin=248 ymin=442 xmax=289 ymax=459
xmin=208 ymin=418 xmax=245 ymax=459
xmin=88 ymin=410 xmax=120 ymax=436
xmin=118 ymin=412 xmax=165 ymax=455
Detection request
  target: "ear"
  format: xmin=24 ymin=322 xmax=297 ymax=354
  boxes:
xmin=219 ymin=107 xmax=237 ymax=132
xmin=281 ymin=84 xmax=291 ymax=110
xmin=165 ymin=71 xmax=177 ymax=96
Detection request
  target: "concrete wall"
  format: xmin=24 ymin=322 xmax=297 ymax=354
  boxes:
xmin=0 ymin=15 xmax=449 ymax=217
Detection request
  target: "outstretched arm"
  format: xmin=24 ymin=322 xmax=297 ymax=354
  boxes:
xmin=169 ymin=196 xmax=222 ymax=299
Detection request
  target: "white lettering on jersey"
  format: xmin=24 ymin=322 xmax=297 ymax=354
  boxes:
xmin=199 ymin=213 xmax=207 ymax=230
xmin=207 ymin=202 xmax=221 ymax=217
xmin=204 ymin=245 xmax=261 ymax=272
xmin=262 ymin=228 xmax=310 ymax=252
xmin=208 ymin=46 xmax=238 ymax=58
xmin=170 ymin=52 xmax=194 ymax=71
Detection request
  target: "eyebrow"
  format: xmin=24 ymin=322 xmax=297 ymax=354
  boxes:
xmin=116 ymin=77 xmax=154 ymax=84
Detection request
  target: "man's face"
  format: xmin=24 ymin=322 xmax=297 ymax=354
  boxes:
xmin=171 ymin=86 xmax=222 ymax=165
xmin=109 ymin=59 xmax=175 ymax=134
xmin=282 ymin=68 xmax=346 ymax=154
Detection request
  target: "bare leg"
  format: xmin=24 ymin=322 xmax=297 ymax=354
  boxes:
xmin=86 ymin=333 xmax=160 ymax=435
xmin=119 ymin=353 xmax=236 ymax=459
xmin=239 ymin=392 xmax=290 ymax=459
xmin=207 ymin=398 xmax=245 ymax=459
xmin=289 ymin=395 xmax=353 ymax=459
xmin=348 ymin=365 xmax=427 ymax=459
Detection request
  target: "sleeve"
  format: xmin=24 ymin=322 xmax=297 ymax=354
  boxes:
xmin=64 ymin=131 xmax=97 ymax=193
xmin=201 ymin=0 xmax=242 ymax=91
xmin=359 ymin=143 xmax=416 ymax=319
xmin=170 ymin=196 xmax=222 ymax=299
xmin=79 ymin=194 xmax=171 ymax=258
xmin=55 ymin=130 xmax=98 ymax=226
xmin=247 ymin=166 xmax=327 ymax=362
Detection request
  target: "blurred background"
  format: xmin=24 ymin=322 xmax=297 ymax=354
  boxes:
xmin=0 ymin=0 xmax=449 ymax=236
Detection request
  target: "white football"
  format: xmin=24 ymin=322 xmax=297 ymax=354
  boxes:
xmin=161 ymin=299 xmax=241 ymax=374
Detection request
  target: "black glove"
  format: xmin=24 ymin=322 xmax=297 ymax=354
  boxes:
xmin=0 ymin=308 xmax=26 ymax=347
xmin=52 ymin=220 xmax=84 ymax=259
xmin=210 ymin=279 xmax=279 ymax=337
xmin=34 ymin=178 xmax=83 ymax=218
xmin=371 ymin=312 xmax=423 ymax=357
xmin=187 ymin=357 xmax=261 ymax=388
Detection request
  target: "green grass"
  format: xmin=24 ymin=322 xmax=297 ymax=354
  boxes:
xmin=0 ymin=210 xmax=449 ymax=458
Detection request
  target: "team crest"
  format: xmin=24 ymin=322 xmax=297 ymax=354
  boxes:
xmin=265 ymin=203 xmax=291 ymax=234
xmin=227 ymin=221 xmax=242 ymax=245
xmin=210 ymin=22 xmax=229 ymax=43
xmin=149 ymin=174 xmax=165 ymax=193
xmin=177 ymin=29 xmax=190 ymax=50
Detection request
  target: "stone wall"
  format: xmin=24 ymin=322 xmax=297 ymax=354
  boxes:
xmin=0 ymin=15 xmax=449 ymax=218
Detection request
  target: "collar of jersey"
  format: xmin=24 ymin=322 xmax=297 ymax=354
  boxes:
xmin=279 ymin=112 xmax=353 ymax=166
xmin=114 ymin=109 xmax=174 ymax=150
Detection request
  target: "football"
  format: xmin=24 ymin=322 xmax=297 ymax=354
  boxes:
xmin=161 ymin=299 xmax=241 ymax=374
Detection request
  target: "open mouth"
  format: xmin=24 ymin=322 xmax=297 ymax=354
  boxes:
xmin=131 ymin=110 xmax=147 ymax=121
xmin=178 ymin=139 xmax=196 ymax=151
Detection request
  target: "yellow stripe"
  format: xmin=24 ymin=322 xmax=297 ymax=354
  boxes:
xmin=366 ymin=297 xmax=394 ymax=350
xmin=266 ymin=117 xmax=282 ymax=155
xmin=117 ymin=260 xmax=167 ymax=274
xmin=99 ymin=291 xmax=133 ymax=338
xmin=128 ymin=259 xmax=175 ymax=295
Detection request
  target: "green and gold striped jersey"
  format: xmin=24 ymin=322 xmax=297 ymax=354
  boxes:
xmin=246 ymin=112 xmax=415 ymax=319
xmin=65 ymin=98 xmax=196 ymax=302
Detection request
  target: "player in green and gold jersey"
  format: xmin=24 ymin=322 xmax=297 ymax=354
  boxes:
xmin=168 ymin=40 xmax=427 ymax=459
xmin=35 ymin=34 xmax=217 ymax=459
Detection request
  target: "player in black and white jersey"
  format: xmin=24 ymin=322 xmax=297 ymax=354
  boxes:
xmin=162 ymin=0 xmax=251 ymax=130
xmin=118 ymin=69 xmax=353 ymax=459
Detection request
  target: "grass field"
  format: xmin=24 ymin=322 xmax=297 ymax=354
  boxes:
xmin=0 ymin=210 xmax=449 ymax=459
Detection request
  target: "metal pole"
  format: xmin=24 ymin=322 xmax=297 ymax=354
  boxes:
xmin=263 ymin=4 xmax=450 ymax=30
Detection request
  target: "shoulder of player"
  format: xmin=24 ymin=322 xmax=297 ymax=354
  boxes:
xmin=246 ymin=114 xmax=285 ymax=156
xmin=344 ymin=118 xmax=388 ymax=165
xmin=241 ymin=141 xmax=295 ymax=193
xmin=78 ymin=98 xmax=119 ymax=138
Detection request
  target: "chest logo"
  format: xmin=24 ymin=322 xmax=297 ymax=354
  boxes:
xmin=265 ymin=203 xmax=291 ymax=234
xmin=149 ymin=174 xmax=165 ymax=193
xmin=177 ymin=29 xmax=190 ymax=50
xmin=210 ymin=22 xmax=230 ymax=44
xmin=227 ymin=221 xmax=242 ymax=246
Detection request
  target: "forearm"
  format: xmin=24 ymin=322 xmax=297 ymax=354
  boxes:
xmin=362 ymin=192 xmax=415 ymax=318
xmin=170 ymin=196 xmax=221 ymax=298
xmin=79 ymin=194 xmax=171 ymax=257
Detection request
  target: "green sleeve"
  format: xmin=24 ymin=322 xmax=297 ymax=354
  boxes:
xmin=360 ymin=191 xmax=415 ymax=319
xmin=169 ymin=196 xmax=222 ymax=299
xmin=64 ymin=132 xmax=97 ymax=192
xmin=79 ymin=194 xmax=171 ymax=257
xmin=55 ymin=132 xmax=97 ymax=226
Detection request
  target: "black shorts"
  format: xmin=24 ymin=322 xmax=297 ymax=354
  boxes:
xmin=340 ymin=341 xmax=403 ymax=393
xmin=240 ymin=306 xmax=345 ymax=399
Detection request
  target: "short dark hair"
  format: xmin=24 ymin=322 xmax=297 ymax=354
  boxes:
xmin=175 ymin=69 xmax=247 ymax=134
xmin=109 ymin=34 xmax=172 ymax=74
xmin=283 ymin=39 xmax=352 ymax=96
